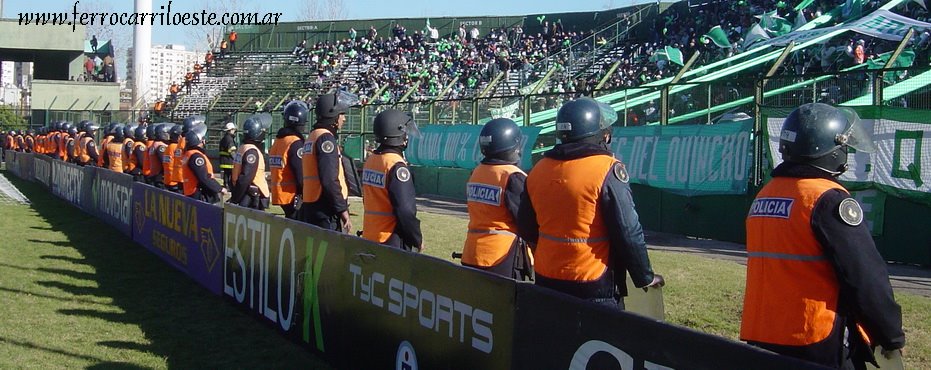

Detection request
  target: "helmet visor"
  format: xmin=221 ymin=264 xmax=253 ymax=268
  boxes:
xmin=253 ymin=113 xmax=273 ymax=130
xmin=405 ymin=117 xmax=421 ymax=138
xmin=838 ymin=108 xmax=876 ymax=153
xmin=597 ymin=101 xmax=618 ymax=130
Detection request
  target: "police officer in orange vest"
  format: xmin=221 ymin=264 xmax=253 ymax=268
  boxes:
xmin=361 ymin=109 xmax=423 ymax=252
xmin=58 ymin=122 xmax=73 ymax=161
xmin=518 ymin=98 xmax=663 ymax=310
xmin=141 ymin=125 xmax=157 ymax=183
xmin=64 ymin=125 xmax=78 ymax=162
xmin=270 ymin=101 xmax=307 ymax=219
xmin=182 ymin=124 xmax=226 ymax=203
xmin=301 ymin=92 xmax=358 ymax=232
xmin=164 ymin=125 xmax=183 ymax=192
xmin=128 ymin=125 xmax=148 ymax=182
xmin=105 ymin=124 xmax=126 ymax=172
xmin=121 ymin=124 xmax=137 ymax=174
xmin=147 ymin=124 xmax=171 ymax=188
xmin=172 ymin=116 xmax=207 ymax=190
xmin=79 ymin=123 xmax=101 ymax=166
xmin=24 ymin=129 xmax=35 ymax=154
xmin=47 ymin=122 xmax=61 ymax=158
xmin=741 ymin=103 xmax=904 ymax=369
xmin=230 ymin=114 xmax=271 ymax=210
xmin=461 ymin=118 xmax=533 ymax=280
xmin=99 ymin=122 xmax=118 ymax=168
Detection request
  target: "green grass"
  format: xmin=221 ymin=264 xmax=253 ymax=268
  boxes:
xmin=3 ymin=181 xmax=929 ymax=369
xmin=0 ymin=173 xmax=332 ymax=369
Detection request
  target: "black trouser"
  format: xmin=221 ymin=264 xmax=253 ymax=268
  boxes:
xmin=302 ymin=207 xmax=342 ymax=232
xmin=236 ymin=193 xmax=268 ymax=211
xmin=280 ymin=204 xmax=299 ymax=220
xmin=221 ymin=168 xmax=232 ymax=190
xmin=462 ymin=238 xmax=532 ymax=280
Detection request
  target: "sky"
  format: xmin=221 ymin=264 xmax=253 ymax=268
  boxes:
xmin=2 ymin=0 xmax=654 ymax=48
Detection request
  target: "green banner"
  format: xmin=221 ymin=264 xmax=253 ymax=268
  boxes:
xmin=407 ymin=125 xmax=541 ymax=170
xmin=609 ymin=120 xmax=754 ymax=195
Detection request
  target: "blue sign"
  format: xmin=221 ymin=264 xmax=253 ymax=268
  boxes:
xmin=92 ymin=168 xmax=134 ymax=237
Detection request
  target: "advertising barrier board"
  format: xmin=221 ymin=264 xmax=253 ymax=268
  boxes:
xmin=91 ymin=168 xmax=134 ymax=237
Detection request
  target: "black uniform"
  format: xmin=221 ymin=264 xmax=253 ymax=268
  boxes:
xmin=302 ymin=127 xmax=349 ymax=230
xmin=148 ymin=144 xmax=168 ymax=187
xmin=66 ymin=138 xmax=76 ymax=162
xmin=219 ymin=132 xmax=236 ymax=190
xmin=130 ymin=144 xmax=146 ymax=182
xmin=85 ymin=139 xmax=100 ymax=166
xmin=517 ymin=142 xmax=656 ymax=308
xmin=375 ymin=147 xmax=423 ymax=250
xmin=187 ymin=148 xmax=224 ymax=203
xmin=751 ymin=162 xmax=905 ymax=368
xmin=230 ymin=145 xmax=268 ymax=210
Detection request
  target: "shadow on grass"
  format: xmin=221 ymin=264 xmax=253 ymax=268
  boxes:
xmin=10 ymin=175 xmax=331 ymax=369
xmin=0 ymin=286 xmax=110 ymax=306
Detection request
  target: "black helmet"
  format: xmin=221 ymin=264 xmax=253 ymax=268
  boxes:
xmin=26 ymin=129 xmax=35 ymax=136
xmin=111 ymin=124 xmax=126 ymax=141
xmin=154 ymin=124 xmax=171 ymax=142
xmin=554 ymin=98 xmax=617 ymax=143
xmin=106 ymin=122 xmax=119 ymax=137
xmin=283 ymin=101 xmax=310 ymax=127
xmin=182 ymin=115 xmax=206 ymax=134
xmin=77 ymin=120 xmax=89 ymax=132
xmin=184 ymin=123 xmax=208 ymax=150
xmin=479 ymin=118 xmax=522 ymax=157
xmin=85 ymin=123 xmax=100 ymax=134
xmin=52 ymin=121 xmax=61 ymax=131
xmin=243 ymin=113 xmax=272 ymax=143
xmin=123 ymin=124 xmax=137 ymax=141
xmin=60 ymin=122 xmax=74 ymax=133
xmin=134 ymin=124 xmax=148 ymax=141
xmin=373 ymin=109 xmax=419 ymax=147
xmin=169 ymin=124 xmax=183 ymax=142
xmin=145 ymin=124 xmax=157 ymax=140
xmin=779 ymin=103 xmax=875 ymax=175
xmin=315 ymin=91 xmax=360 ymax=120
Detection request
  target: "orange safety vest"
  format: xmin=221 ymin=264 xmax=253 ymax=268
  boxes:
xmin=142 ymin=140 xmax=156 ymax=176
xmin=171 ymin=138 xmax=186 ymax=183
xmin=31 ymin=135 xmax=40 ymax=153
xmin=77 ymin=136 xmax=94 ymax=164
xmin=3 ymin=134 xmax=12 ymax=150
xmin=741 ymin=177 xmax=846 ymax=346
xmin=48 ymin=132 xmax=60 ymax=155
xmin=64 ymin=136 xmax=76 ymax=160
xmin=230 ymin=31 xmax=237 ymax=42
xmin=269 ymin=135 xmax=302 ymax=205
xmin=526 ymin=155 xmax=616 ymax=282
xmin=12 ymin=135 xmax=22 ymax=151
xmin=149 ymin=141 xmax=167 ymax=176
xmin=302 ymin=128 xmax=348 ymax=202
xmin=122 ymin=138 xmax=135 ymax=172
xmin=164 ymin=143 xmax=179 ymax=186
xmin=132 ymin=140 xmax=147 ymax=172
xmin=58 ymin=133 xmax=70 ymax=160
xmin=25 ymin=136 xmax=34 ymax=152
xmin=232 ymin=143 xmax=270 ymax=197
xmin=462 ymin=164 xmax=525 ymax=267
xmin=361 ymin=152 xmax=406 ymax=243
xmin=98 ymin=136 xmax=112 ymax=167
xmin=106 ymin=141 xmax=123 ymax=172
xmin=181 ymin=149 xmax=213 ymax=196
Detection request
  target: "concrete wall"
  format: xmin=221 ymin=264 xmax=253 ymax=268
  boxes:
xmin=0 ymin=19 xmax=85 ymax=51
xmin=31 ymin=80 xmax=120 ymax=110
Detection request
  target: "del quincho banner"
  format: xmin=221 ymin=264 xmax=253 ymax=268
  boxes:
xmin=609 ymin=120 xmax=754 ymax=196
xmin=222 ymin=204 xmax=516 ymax=369
xmin=407 ymin=124 xmax=542 ymax=170
xmin=133 ymin=183 xmax=225 ymax=295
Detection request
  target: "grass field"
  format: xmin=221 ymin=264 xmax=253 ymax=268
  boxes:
xmin=2 ymin=174 xmax=929 ymax=368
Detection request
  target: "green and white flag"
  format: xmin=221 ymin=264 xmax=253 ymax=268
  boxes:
xmin=702 ymin=26 xmax=731 ymax=48
xmin=794 ymin=11 xmax=808 ymax=30
xmin=665 ymin=46 xmax=685 ymax=66
xmin=794 ymin=0 xmax=816 ymax=11
xmin=743 ymin=23 xmax=771 ymax=49
xmin=867 ymin=49 xmax=916 ymax=82
xmin=758 ymin=11 xmax=793 ymax=36
xmin=843 ymin=0 xmax=865 ymax=20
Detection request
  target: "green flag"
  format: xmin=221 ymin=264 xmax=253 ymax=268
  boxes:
xmin=843 ymin=0 xmax=864 ymax=20
xmin=743 ymin=23 xmax=771 ymax=49
xmin=665 ymin=46 xmax=685 ymax=66
xmin=794 ymin=10 xmax=808 ymax=30
xmin=702 ymin=26 xmax=731 ymax=48
xmin=758 ymin=11 xmax=793 ymax=36
xmin=867 ymin=50 xmax=916 ymax=82
xmin=794 ymin=0 xmax=816 ymax=11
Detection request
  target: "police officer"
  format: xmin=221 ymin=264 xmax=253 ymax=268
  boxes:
xmin=301 ymin=92 xmax=358 ymax=232
xmin=105 ymin=124 xmax=126 ymax=172
xmin=47 ymin=123 xmax=61 ymax=158
xmin=164 ymin=125 xmax=183 ymax=192
xmin=230 ymin=114 xmax=271 ymax=210
xmin=24 ymin=129 xmax=35 ymax=154
xmin=64 ymin=125 xmax=78 ymax=162
xmin=172 ymin=116 xmax=207 ymax=191
xmin=181 ymin=123 xmax=226 ymax=203
xmin=14 ymin=129 xmax=25 ymax=153
xmin=219 ymin=122 xmax=237 ymax=190
xmin=147 ymin=124 xmax=171 ymax=188
xmin=517 ymin=98 xmax=663 ymax=310
xmin=361 ymin=109 xmax=423 ymax=252
xmin=79 ymin=123 xmax=101 ymax=166
xmin=129 ymin=125 xmax=148 ymax=182
xmin=99 ymin=122 xmax=118 ymax=168
xmin=461 ymin=118 xmax=532 ymax=280
xmin=270 ymin=101 xmax=306 ymax=219
xmin=141 ymin=124 xmax=158 ymax=183
xmin=741 ymin=103 xmax=904 ymax=369
xmin=58 ymin=122 xmax=73 ymax=161
xmin=122 ymin=124 xmax=137 ymax=174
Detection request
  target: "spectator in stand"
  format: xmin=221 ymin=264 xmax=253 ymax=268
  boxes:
xmin=90 ymin=35 xmax=98 ymax=53
xmin=229 ymin=31 xmax=238 ymax=51
xmin=84 ymin=57 xmax=95 ymax=82
xmin=169 ymin=82 xmax=180 ymax=102
xmin=193 ymin=62 xmax=203 ymax=83
xmin=205 ymin=51 xmax=214 ymax=72
xmin=185 ymin=71 xmax=193 ymax=94
xmin=220 ymin=39 xmax=228 ymax=57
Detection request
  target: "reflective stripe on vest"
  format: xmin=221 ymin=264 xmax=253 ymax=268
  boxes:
xmin=302 ymin=128 xmax=348 ymax=203
xmin=527 ymin=155 xmax=616 ymax=282
xmin=462 ymin=163 xmax=525 ymax=267
xmin=740 ymin=177 xmax=845 ymax=346
xmin=78 ymin=137 xmax=94 ymax=163
xmin=232 ymin=143 xmax=269 ymax=197
xmin=58 ymin=133 xmax=70 ymax=159
xmin=182 ymin=150 xmax=214 ymax=196
xmin=171 ymin=137 xmax=186 ymax=183
xmin=361 ymin=152 xmax=405 ymax=243
xmin=269 ymin=135 xmax=302 ymax=205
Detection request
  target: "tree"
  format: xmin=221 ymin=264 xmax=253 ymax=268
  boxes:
xmin=0 ymin=105 xmax=27 ymax=131
xmin=299 ymin=0 xmax=348 ymax=21
xmin=186 ymin=0 xmax=257 ymax=52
